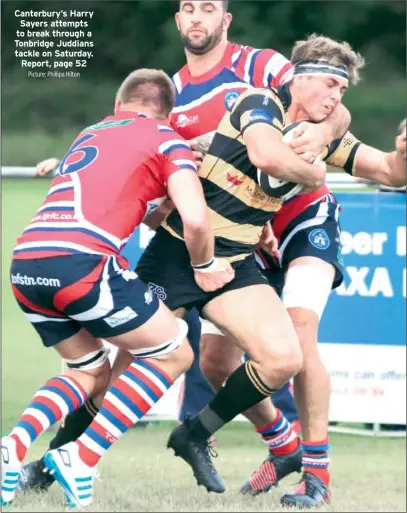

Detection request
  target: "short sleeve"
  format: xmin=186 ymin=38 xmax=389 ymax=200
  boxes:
xmin=230 ymin=89 xmax=285 ymax=135
xmin=325 ymin=131 xmax=362 ymax=175
xmin=157 ymin=127 xmax=197 ymax=182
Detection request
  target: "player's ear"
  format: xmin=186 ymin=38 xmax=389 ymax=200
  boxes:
xmin=223 ymin=13 xmax=232 ymax=31
xmin=114 ymin=98 xmax=121 ymax=114
xmin=175 ymin=12 xmax=181 ymax=31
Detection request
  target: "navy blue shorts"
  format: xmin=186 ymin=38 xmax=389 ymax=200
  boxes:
xmin=10 ymin=254 xmax=159 ymax=347
xmin=258 ymin=196 xmax=344 ymax=291
xmin=136 ymin=228 xmax=268 ymax=313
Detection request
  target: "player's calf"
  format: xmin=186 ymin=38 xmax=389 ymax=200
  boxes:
xmin=1 ymin=331 xmax=111 ymax=508
xmin=46 ymin=315 xmax=192 ymax=507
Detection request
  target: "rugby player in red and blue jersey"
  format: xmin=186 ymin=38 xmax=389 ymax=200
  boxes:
xmin=1 ymin=69 xmax=235 ymax=508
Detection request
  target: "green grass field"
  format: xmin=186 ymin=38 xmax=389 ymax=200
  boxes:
xmin=2 ymin=179 xmax=406 ymax=512
xmin=6 ymin=424 xmax=407 ymax=512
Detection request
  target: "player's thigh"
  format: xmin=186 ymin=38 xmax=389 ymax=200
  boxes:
xmin=202 ymin=284 xmax=299 ymax=365
xmin=200 ymin=333 xmax=244 ymax=380
xmin=105 ymin=300 xmax=186 ymax=355
xmin=54 ymin=328 xmax=105 ymax=360
xmin=283 ymin=256 xmax=335 ymax=325
xmin=50 ymin=253 xmax=188 ymax=359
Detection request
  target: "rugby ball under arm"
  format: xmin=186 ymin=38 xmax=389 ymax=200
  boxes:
xmin=256 ymin=122 xmax=323 ymax=201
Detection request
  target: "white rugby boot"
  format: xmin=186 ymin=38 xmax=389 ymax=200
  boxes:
xmin=1 ymin=436 xmax=22 ymax=508
xmin=44 ymin=442 xmax=97 ymax=508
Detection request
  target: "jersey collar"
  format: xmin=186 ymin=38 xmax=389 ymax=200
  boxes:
xmin=276 ymin=83 xmax=292 ymax=110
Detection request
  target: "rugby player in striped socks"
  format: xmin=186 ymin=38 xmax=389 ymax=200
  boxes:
xmin=2 ymin=68 xmax=234 ymax=508
xmin=43 ymin=357 xmax=183 ymax=507
xmin=73 ymin=359 xmax=174 ymax=468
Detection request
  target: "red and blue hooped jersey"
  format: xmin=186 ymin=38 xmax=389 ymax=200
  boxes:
xmin=13 ymin=111 xmax=196 ymax=260
xmin=170 ymin=41 xmax=293 ymax=140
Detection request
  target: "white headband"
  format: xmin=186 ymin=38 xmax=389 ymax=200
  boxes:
xmin=294 ymin=60 xmax=349 ymax=81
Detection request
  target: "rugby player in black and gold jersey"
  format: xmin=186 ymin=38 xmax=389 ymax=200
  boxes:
xmin=136 ymin=37 xmax=406 ymax=504
xmin=130 ymin=36 xmax=366 ymax=496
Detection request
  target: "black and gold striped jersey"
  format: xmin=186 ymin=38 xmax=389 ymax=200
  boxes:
xmin=163 ymin=85 xmax=361 ymax=263
xmin=163 ymin=86 xmax=291 ymax=263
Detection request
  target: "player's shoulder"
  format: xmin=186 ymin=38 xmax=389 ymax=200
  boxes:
xmin=172 ymin=63 xmax=190 ymax=94
xmin=236 ymin=42 xmax=289 ymax=64
xmin=232 ymin=86 xmax=281 ymax=109
xmin=156 ymin=124 xmax=192 ymax=155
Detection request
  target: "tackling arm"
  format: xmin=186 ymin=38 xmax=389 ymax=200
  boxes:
xmin=352 ymin=145 xmax=406 ymax=188
xmin=166 ymin=169 xmax=215 ymax=266
xmin=326 ymin=125 xmax=406 ymax=188
xmin=142 ymin=199 xmax=175 ymax=231
xmin=319 ymin=103 xmax=351 ymax=141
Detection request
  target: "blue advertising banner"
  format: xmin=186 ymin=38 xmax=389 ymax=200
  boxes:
xmin=319 ymin=192 xmax=406 ymax=346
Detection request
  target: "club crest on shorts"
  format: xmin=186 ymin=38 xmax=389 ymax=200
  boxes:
xmin=224 ymin=91 xmax=240 ymax=111
xmin=309 ymin=228 xmax=330 ymax=250
xmin=144 ymin=289 xmax=153 ymax=305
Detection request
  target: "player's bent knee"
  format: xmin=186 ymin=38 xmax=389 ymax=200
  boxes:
xmin=200 ymin=350 xmax=241 ymax=390
xmin=63 ymin=346 xmax=112 ymax=394
xmin=65 ymin=358 xmax=111 ymax=398
xmin=128 ymin=318 xmax=193 ymax=374
xmin=200 ymin=359 xmax=230 ymax=390
xmin=254 ymin=344 xmax=303 ymax=386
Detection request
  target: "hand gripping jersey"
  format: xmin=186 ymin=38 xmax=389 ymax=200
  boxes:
xmin=170 ymin=41 xmax=332 ymax=235
xmin=163 ymin=87 xmax=361 ymax=264
xmin=13 ymin=112 xmax=196 ymax=260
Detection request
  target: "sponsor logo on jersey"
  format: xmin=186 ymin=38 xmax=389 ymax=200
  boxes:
xmin=244 ymin=183 xmax=281 ymax=206
xmin=224 ymin=91 xmax=240 ymax=111
xmin=309 ymin=228 xmax=330 ymax=250
xmin=104 ymin=306 xmax=138 ymax=328
xmin=249 ymin=108 xmax=275 ymax=124
xmin=175 ymin=114 xmax=199 ymax=128
xmin=226 ymin=172 xmax=244 ymax=187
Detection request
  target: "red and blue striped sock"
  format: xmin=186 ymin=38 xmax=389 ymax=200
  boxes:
xmin=302 ymin=438 xmax=330 ymax=486
xmin=256 ymin=409 xmax=300 ymax=456
xmin=10 ymin=375 xmax=87 ymax=461
xmin=76 ymin=359 xmax=173 ymax=467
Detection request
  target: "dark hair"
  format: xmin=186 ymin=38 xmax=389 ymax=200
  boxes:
xmin=116 ymin=69 xmax=175 ymax=118
xmin=291 ymin=34 xmax=365 ymax=85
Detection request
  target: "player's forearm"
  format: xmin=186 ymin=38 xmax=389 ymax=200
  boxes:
xmin=353 ymin=144 xmax=406 ymax=187
xmin=183 ymin=212 xmax=215 ymax=267
xmin=319 ymin=103 xmax=351 ymax=141
xmin=142 ymin=200 xmax=175 ymax=230
xmin=167 ymin=170 xmax=215 ymax=265
xmin=252 ymin=142 xmax=326 ymax=189
xmin=385 ymin=151 xmax=406 ymax=187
